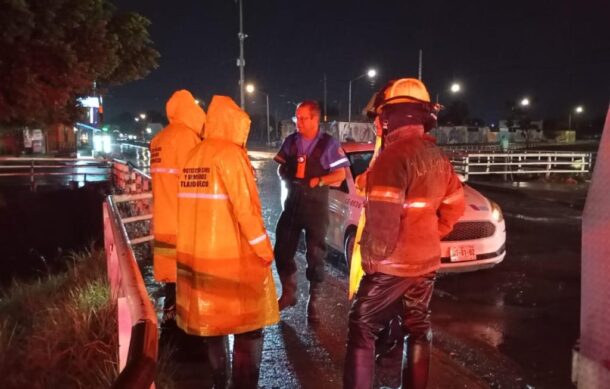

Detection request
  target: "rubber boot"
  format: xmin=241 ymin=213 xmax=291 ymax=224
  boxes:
xmin=278 ymin=273 xmax=297 ymax=311
xmin=306 ymin=282 xmax=322 ymax=324
xmin=401 ymin=340 xmax=431 ymax=389
xmin=343 ymin=347 xmax=376 ymax=389
xmin=232 ymin=330 xmax=264 ymax=389
xmin=206 ymin=336 xmax=230 ymax=389
xmin=160 ymin=282 xmax=177 ymax=330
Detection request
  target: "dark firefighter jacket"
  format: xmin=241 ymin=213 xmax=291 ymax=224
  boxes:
xmin=360 ymin=126 xmax=465 ymax=277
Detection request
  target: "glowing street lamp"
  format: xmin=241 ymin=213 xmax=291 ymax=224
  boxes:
xmin=436 ymin=82 xmax=462 ymax=103
xmin=139 ymin=113 xmax=147 ymax=120
xmin=349 ymin=68 xmax=377 ymax=122
xmin=246 ymin=83 xmax=271 ymax=146
xmin=520 ymin=98 xmax=530 ymax=107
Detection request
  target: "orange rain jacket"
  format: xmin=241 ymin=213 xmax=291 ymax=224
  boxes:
xmin=150 ymin=90 xmax=205 ymax=282
xmin=176 ymin=95 xmax=279 ymax=336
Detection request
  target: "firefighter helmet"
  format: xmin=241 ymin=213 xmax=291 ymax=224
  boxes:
xmin=365 ymin=78 xmax=440 ymax=132
xmin=374 ymin=78 xmax=431 ymax=114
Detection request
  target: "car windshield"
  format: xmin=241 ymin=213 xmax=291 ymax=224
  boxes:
xmin=347 ymin=151 xmax=374 ymax=179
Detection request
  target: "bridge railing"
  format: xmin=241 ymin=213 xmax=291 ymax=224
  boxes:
xmin=104 ymin=160 xmax=155 ymax=388
xmin=447 ymin=151 xmax=593 ymax=180
xmin=0 ymin=156 xmax=111 ymax=190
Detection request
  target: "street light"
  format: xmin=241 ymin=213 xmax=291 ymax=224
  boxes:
xmin=569 ymin=105 xmax=584 ymax=131
xmin=520 ymin=98 xmax=530 ymax=107
xmin=436 ymin=82 xmax=462 ymax=103
xmin=139 ymin=113 xmax=147 ymax=120
xmin=246 ymin=83 xmax=271 ymax=146
xmin=348 ymin=68 xmax=377 ymax=122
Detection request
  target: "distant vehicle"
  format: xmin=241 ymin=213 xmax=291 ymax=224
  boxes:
xmin=280 ymin=142 xmax=507 ymax=272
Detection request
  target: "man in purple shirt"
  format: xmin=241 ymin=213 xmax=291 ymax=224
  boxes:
xmin=274 ymin=100 xmax=350 ymax=323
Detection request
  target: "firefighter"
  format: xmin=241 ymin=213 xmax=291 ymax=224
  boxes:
xmin=150 ymin=89 xmax=205 ymax=327
xmin=343 ymin=78 xmax=466 ymax=389
xmin=274 ymin=100 xmax=349 ymax=323
xmin=176 ymin=95 xmax=279 ymax=388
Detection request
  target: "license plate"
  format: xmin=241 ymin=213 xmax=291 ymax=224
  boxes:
xmin=450 ymin=245 xmax=476 ymax=262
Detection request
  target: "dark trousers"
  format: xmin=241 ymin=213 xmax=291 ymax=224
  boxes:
xmin=344 ymin=271 xmax=436 ymax=389
xmin=275 ymin=189 xmax=329 ymax=282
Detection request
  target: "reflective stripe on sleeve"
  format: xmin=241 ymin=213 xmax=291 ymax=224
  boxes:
xmin=403 ymin=201 xmax=428 ymax=209
xmin=151 ymin=167 xmax=180 ymax=175
xmin=368 ymin=186 xmax=404 ymax=204
xmin=442 ymin=187 xmax=464 ymax=204
xmin=178 ymin=193 xmax=229 ymax=200
xmin=329 ymin=157 xmax=349 ymax=168
xmin=248 ymin=233 xmax=267 ymax=245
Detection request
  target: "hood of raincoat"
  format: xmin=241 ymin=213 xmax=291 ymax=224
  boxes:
xmin=205 ymin=95 xmax=251 ymax=147
xmin=166 ymin=90 xmax=206 ymax=135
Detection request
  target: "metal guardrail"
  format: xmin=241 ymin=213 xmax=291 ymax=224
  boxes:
xmin=0 ymin=156 xmax=111 ymax=190
xmin=104 ymin=160 xmax=156 ymax=388
xmin=104 ymin=196 xmax=157 ymax=389
xmin=448 ymin=151 xmax=593 ymax=180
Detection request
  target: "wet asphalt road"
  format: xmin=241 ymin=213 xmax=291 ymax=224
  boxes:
xmin=122 ymin=145 xmax=581 ymax=388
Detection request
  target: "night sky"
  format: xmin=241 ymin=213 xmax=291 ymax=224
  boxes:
xmin=106 ymin=0 xmax=610 ymax=126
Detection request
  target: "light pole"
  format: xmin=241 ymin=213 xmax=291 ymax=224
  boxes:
xmin=568 ymin=105 xmax=584 ymax=131
xmin=436 ymin=82 xmax=462 ymax=103
xmin=348 ymin=68 xmax=377 ymax=122
xmin=246 ymin=83 xmax=271 ymax=146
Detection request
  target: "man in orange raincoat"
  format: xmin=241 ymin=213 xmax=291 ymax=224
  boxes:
xmin=176 ymin=95 xmax=279 ymax=388
xmin=150 ymin=89 xmax=205 ymax=327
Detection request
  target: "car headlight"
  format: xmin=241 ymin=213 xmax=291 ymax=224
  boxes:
xmin=490 ymin=200 xmax=504 ymax=223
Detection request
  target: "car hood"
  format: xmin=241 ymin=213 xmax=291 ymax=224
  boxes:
xmin=462 ymin=184 xmax=492 ymax=219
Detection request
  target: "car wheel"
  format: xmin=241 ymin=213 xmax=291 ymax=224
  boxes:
xmin=344 ymin=228 xmax=356 ymax=269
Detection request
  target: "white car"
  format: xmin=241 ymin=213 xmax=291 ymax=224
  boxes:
xmin=325 ymin=142 xmax=506 ymax=272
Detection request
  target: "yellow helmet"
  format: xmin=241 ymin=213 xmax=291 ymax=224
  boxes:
xmin=366 ymin=78 xmax=432 ymax=117
xmin=384 ymin=78 xmax=430 ymax=102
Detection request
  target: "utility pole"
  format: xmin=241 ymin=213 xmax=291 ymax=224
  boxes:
xmin=237 ymin=0 xmax=246 ymax=109
xmin=418 ymin=49 xmax=423 ymax=80
xmin=323 ymin=73 xmax=327 ymax=122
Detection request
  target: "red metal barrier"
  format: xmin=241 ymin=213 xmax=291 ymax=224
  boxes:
xmin=575 ymin=105 xmax=610 ymax=388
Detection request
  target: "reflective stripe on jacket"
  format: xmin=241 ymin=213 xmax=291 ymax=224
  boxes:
xmin=360 ymin=126 xmax=465 ymax=277
xmin=150 ymin=90 xmax=204 ymax=282
xmin=176 ymin=95 xmax=279 ymax=336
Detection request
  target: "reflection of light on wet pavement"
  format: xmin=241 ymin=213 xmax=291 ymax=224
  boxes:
xmin=446 ymin=321 xmax=505 ymax=348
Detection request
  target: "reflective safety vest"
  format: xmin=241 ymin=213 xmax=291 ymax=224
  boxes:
xmin=151 ymin=90 xmax=204 ymax=282
xmin=176 ymin=95 xmax=279 ymax=336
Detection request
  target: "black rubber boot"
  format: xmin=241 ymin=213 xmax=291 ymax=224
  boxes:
xmin=278 ymin=273 xmax=298 ymax=311
xmin=232 ymin=330 xmax=264 ymax=389
xmin=306 ymin=282 xmax=322 ymax=324
xmin=401 ymin=340 xmax=431 ymax=389
xmin=343 ymin=346 xmax=376 ymax=389
xmin=160 ymin=282 xmax=177 ymax=329
xmin=206 ymin=336 xmax=230 ymax=389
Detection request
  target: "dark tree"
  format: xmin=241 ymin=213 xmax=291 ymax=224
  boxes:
xmin=0 ymin=0 xmax=159 ymax=129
